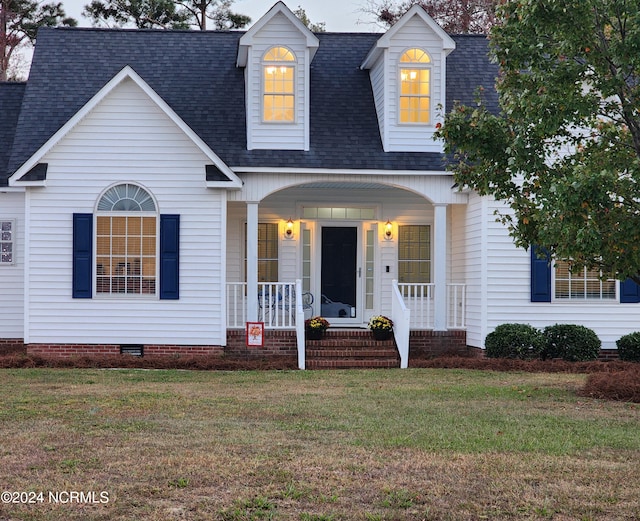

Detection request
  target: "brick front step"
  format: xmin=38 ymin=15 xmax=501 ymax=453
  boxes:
xmin=307 ymin=358 xmax=400 ymax=369
xmin=306 ymin=329 xmax=400 ymax=369
xmin=307 ymin=348 xmax=398 ymax=358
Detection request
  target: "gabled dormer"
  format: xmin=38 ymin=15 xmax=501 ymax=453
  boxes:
xmin=237 ymin=1 xmax=319 ymax=151
xmin=361 ymin=5 xmax=455 ymax=153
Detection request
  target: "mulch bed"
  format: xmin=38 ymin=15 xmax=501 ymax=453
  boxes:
xmin=1 ymin=346 xmax=638 ymax=402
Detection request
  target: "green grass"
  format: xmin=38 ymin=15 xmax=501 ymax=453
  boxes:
xmin=0 ymin=368 xmax=638 ymax=520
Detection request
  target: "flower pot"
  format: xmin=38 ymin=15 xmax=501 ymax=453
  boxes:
xmin=306 ymin=329 xmax=324 ymax=340
xmin=372 ymin=329 xmax=393 ymax=341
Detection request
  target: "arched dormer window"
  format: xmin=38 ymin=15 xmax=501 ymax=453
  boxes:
xmin=263 ymin=46 xmax=296 ymax=122
xmin=399 ymin=48 xmax=431 ymax=124
xmin=95 ymin=183 xmax=158 ymax=296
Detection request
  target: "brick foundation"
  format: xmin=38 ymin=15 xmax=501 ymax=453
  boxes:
xmin=26 ymin=343 xmax=224 ymax=358
xmin=409 ymin=330 xmax=472 ymax=358
xmin=0 ymin=338 xmax=25 ymax=355
xmin=225 ymin=329 xmax=297 ymax=358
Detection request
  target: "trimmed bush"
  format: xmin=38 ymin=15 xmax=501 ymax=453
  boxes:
xmin=542 ymin=324 xmax=601 ymax=361
xmin=485 ymin=323 xmax=544 ymax=359
xmin=616 ymin=332 xmax=640 ymax=362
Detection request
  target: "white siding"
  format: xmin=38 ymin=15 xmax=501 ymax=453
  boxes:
xmin=457 ymin=193 xmax=487 ymax=347
xmin=368 ymin=15 xmax=446 ymax=153
xmin=246 ymin=12 xmax=308 ymax=150
xmin=369 ymin=55 xmax=386 ymax=146
xmin=25 ymin=78 xmax=227 ymax=346
xmin=477 ymin=197 xmax=640 ymax=349
xmin=0 ymin=191 xmax=25 ymax=338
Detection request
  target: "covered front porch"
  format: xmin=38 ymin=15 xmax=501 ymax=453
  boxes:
xmin=225 ymin=174 xmax=470 ymax=368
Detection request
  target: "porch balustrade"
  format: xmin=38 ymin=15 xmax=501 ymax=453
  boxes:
xmin=227 ymin=281 xmax=465 ymax=331
xmin=396 ymin=282 xmax=466 ymax=330
xmin=226 ymin=282 xmax=300 ymax=330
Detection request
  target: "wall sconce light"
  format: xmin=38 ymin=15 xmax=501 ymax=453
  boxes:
xmin=285 ymin=217 xmax=294 ymax=239
xmin=384 ymin=220 xmax=393 ymax=240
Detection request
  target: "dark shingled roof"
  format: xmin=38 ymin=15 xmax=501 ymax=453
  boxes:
xmin=0 ymin=82 xmax=26 ymax=185
xmin=4 ymin=28 xmax=498 ymax=186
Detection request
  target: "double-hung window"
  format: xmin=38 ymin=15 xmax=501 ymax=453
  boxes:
xmin=398 ymin=225 xmax=431 ymax=283
xmin=96 ymin=184 xmax=157 ymax=296
xmin=399 ymin=48 xmax=431 ymax=124
xmin=554 ymin=261 xmax=616 ymax=300
xmin=245 ymin=223 xmax=279 ymax=282
xmin=263 ymin=46 xmax=296 ymax=122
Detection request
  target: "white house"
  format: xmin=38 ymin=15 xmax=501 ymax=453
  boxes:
xmin=0 ymin=2 xmax=636 ymax=367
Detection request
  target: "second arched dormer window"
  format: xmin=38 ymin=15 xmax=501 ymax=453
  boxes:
xmin=399 ymin=48 xmax=431 ymax=124
xmin=263 ymin=46 xmax=296 ymax=122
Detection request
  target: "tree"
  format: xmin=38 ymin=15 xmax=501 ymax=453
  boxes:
xmin=438 ymin=0 xmax=640 ymax=283
xmin=360 ymin=0 xmax=499 ymax=34
xmin=83 ymin=0 xmax=189 ymax=28
xmin=1 ymin=0 xmax=76 ymax=81
xmin=176 ymin=0 xmax=249 ymax=30
xmin=83 ymin=0 xmax=250 ymax=30
xmin=293 ymin=5 xmax=325 ymax=32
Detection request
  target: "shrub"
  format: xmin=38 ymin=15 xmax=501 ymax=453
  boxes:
xmin=616 ymin=332 xmax=640 ymax=362
xmin=542 ymin=324 xmax=601 ymax=361
xmin=485 ymin=323 xmax=544 ymax=359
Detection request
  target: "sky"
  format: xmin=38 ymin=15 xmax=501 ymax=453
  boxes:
xmin=60 ymin=0 xmax=378 ymax=32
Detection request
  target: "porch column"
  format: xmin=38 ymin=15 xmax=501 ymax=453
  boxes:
xmin=246 ymin=202 xmax=259 ymax=322
xmin=433 ymin=203 xmax=447 ymax=331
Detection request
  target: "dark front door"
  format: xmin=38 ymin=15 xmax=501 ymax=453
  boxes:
xmin=321 ymin=227 xmax=357 ymax=319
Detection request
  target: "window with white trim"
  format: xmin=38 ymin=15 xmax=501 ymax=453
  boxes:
xmin=398 ymin=225 xmax=431 ymax=283
xmin=399 ymin=48 xmax=431 ymax=124
xmin=96 ymin=184 xmax=157 ymax=295
xmin=263 ymin=46 xmax=296 ymax=122
xmin=245 ymin=223 xmax=279 ymax=282
xmin=0 ymin=220 xmax=14 ymax=265
xmin=554 ymin=260 xmax=616 ymax=300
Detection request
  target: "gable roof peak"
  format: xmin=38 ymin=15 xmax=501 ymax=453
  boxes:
xmin=9 ymin=65 xmax=241 ymax=188
xmin=237 ymin=1 xmax=320 ymax=67
xmin=361 ymin=3 xmax=456 ymax=69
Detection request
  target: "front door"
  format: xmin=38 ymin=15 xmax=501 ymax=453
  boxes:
xmin=320 ymin=226 xmax=360 ymax=324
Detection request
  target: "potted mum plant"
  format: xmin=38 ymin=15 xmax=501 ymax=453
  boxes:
xmin=368 ymin=315 xmax=394 ymax=340
xmin=305 ymin=316 xmax=330 ymax=340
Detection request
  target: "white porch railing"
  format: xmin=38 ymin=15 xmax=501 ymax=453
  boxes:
xmin=396 ymin=282 xmax=466 ymax=330
xmin=447 ymin=283 xmax=466 ymax=330
xmin=227 ymin=282 xmax=300 ymax=329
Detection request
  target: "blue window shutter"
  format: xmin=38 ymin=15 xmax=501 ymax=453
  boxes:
xmin=72 ymin=213 xmax=93 ymax=298
xmin=620 ymin=278 xmax=640 ymax=303
xmin=160 ymin=214 xmax=180 ymax=300
xmin=530 ymin=245 xmax=551 ymax=302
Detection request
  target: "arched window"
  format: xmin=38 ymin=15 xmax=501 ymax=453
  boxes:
xmin=95 ymin=183 xmax=158 ymax=296
xmin=263 ymin=46 xmax=296 ymax=122
xmin=399 ymin=48 xmax=431 ymax=124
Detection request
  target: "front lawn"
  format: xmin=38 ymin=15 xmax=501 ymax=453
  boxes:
xmin=0 ymin=368 xmax=638 ymax=520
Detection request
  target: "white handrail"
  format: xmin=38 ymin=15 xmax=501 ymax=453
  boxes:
xmin=294 ymin=279 xmax=306 ymax=370
xmin=391 ymin=279 xmax=411 ymax=369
